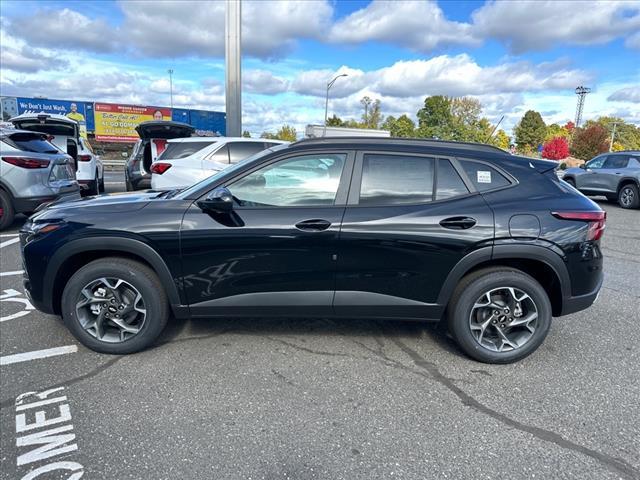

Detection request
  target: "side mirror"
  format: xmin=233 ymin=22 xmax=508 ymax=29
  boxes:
xmin=579 ymin=163 xmax=586 ymax=169
xmin=197 ymin=187 xmax=234 ymax=213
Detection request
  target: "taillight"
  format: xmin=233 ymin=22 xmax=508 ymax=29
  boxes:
xmin=552 ymin=211 xmax=606 ymax=241
xmin=77 ymin=154 xmax=92 ymax=162
xmin=151 ymin=162 xmax=172 ymax=174
xmin=1 ymin=156 xmax=50 ymax=169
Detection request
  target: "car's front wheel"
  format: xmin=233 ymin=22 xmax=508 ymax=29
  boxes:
xmin=618 ymin=183 xmax=639 ymax=209
xmin=61 ymin=258 xmax=169 ymax=354
xmin=447 ymin=267 xmax=552 ymax=364
xmin=0 ymin=189 xmax=15 ymax=230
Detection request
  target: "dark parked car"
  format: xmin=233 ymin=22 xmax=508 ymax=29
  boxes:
xmin=563 ymin=151 xmax=640 ymax=209
xmin=21 ymin=138 xmax=605 ymax=363
xmin=124 ymin=120 xmax=194 ymax=191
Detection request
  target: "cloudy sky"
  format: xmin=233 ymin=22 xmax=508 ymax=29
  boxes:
xmin=1 ymin=0 xmax=639 ymax=136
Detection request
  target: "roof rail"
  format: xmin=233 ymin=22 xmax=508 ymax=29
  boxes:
xmin=292 ymin=136 xmax=508 ymax=154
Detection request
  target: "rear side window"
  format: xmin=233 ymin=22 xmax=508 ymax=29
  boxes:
xmin=603 ymin=155 xmax=628 ymax=169
xmin=228 ymin=142 xmax=269 ymax=163
xmin=1 ymin=133 xmax=59 ymax=154
xmin=629 ymin=156 xmax=640 ymax=168
xmin=158 ymin=141 xmax=217 ymax=160
xmin=208 ymin=144 xmax=230 ymax=163
xmin=459 ymin=160 xmax=511 ymax=191
xmin=360 ymin=154 xmax=434 ymax=205
xmin=436 ymin=159 xmax=469 ymax=200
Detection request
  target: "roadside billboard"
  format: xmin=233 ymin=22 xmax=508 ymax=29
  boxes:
xmin=94 ymin=103 xmax=171 ymax=142
xmin=15 ymin=97 xmax=88 ymax=137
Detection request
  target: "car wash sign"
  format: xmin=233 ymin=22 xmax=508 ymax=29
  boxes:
xmin=16 ymin=97 xmax=88 ymax=137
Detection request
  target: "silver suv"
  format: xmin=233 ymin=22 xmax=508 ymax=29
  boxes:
xmin=563 ymin=151 xmax=640 ymax=209
xmin=0 ymin=128 xmax=80 ymax=230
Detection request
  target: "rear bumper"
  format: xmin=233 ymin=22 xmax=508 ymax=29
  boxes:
xmin=560 ymin=274 xmax=603 ymax=316
xmin=13 ymin=191 xmax=81 ymax=214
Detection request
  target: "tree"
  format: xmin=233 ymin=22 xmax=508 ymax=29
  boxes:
xmin=514 ymin=110 xmax=546 ymax=152
xmin=242 ymin=130 xmax=251 ymax=138
xmin=542 ymin=136 xmax=569 ymax=160
xmin=274 ymin=124 xmax=297 ymax=142
xmin=564 ymin=121 xmax=575 ymax=133
xmin=416 ymin=96 xmax=454 ymax=138
xmin=585 ymin=116 xmax=640 ymax=151
xmin=489 ymin=129 xmax=510 ymax=150
xmin=570 ymin=124 xmax=609 ymax=160
xmin=326 ymin=114 xmax=345 ymax=127
xmin=382 ymin=114 xmax=416 ymax=137
xmin=545 ymin=123 xmax=570 ymax=142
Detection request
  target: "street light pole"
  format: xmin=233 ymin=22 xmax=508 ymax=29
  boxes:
xmin=168 ymin=69 xmax=174 ymax=109
xmin=225 ymin=0 xmax=242 ymax=137
xmin=323 ymin=73 xmax=348 ymax=137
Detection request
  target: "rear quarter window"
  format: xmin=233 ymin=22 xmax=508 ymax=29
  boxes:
xmin=158 ymin=141 xmax=217 ymax=160
xmin=1 ymin=133 xmax=59 ymax=154
xmin=459 ymin=160 xmax=511 ymax=191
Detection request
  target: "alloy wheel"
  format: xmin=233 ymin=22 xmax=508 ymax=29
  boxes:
xmin=620 ymin=187 xmax=634 ymax=207
xmin=75 ymin=277 xmax=147 ymax=343
xmin=469 ymin=287 xmax=538 ymax=353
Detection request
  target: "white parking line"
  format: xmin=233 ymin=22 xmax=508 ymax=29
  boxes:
xmin=0 ymin=270 xmax=24 ymax=277
xmin=0 ymin=237 xmax=20 ymax=248
xmin=0 ymin=346 xmax=78 ymax=366
xmin=0 ymin=233 xmax=19 ymax=237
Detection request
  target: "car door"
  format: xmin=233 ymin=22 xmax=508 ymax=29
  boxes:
xmin=599 ymin=155 xmax=629 ymax=193
xmin=334 ymin=152 xmax=494 ymax=320
xmin=180 ymin=150 xmax=354 ymax=317
xmin=577 ymin=155 xmax=606 ymax=191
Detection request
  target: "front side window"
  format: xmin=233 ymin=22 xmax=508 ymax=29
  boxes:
xmin=459 ymin=160 xmax=511 ymax=191
xmin=229 ymin=153 xmax=346 ymax=207
xmin=359 ymin=154 xmax=434 ymax=205
xmin=586 ymin=156 xmax=606 ymax=169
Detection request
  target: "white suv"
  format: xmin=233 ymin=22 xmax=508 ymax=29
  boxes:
xmin=11 ymin=113 xmax=104 ymax=195
xmin=150 ymin=137 xmax=286 ymax=190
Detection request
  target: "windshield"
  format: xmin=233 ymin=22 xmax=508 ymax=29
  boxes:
xmin=178 ymin=143 xmax=290 ymax=198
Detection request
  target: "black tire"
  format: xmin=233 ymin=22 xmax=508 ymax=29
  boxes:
xmin=98 ymin=172 xmax=105 ymax=193
xmin=61 ymin=257 xmax=169 ymax=354
xmin=447 ymin=267 xmax=552 ymax=364
xmin=0 ymin=189 xmax=15 ymax=231
xmin=618 ymin=183 xmax=639 ymax=209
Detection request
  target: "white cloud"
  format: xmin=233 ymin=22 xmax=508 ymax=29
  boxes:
xmin=607 ymin=86 xmax=640 ymax=103
xmin=5 ymin=8 xmax=118 ymax=53
xmin=471 ymin=0 xmax=640 ymax=53
xmin=0 ymin=45 xmax=67 ymax=73
xmin=330 ymin=0 xmax=479 ymax=51
xmin=243 ymin=70 xmax=289 ymax=95
xmin=626 ymin=31 xmax=640 ymax=49
xmin=119 ymin=0 xmax=333 ymax=59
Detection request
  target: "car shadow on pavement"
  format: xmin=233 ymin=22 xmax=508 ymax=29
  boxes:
xmin=157 ymin=314 xmax=465 ymax=359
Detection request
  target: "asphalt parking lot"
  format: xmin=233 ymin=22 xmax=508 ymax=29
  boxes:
xmin=1 ymin=175 xmax=639 ymax=480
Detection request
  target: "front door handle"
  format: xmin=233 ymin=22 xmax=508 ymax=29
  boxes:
xmin=295 ymin=219 xmax=331 ymax=231
xmin=440 ymin=216 xmax=477 ymax=230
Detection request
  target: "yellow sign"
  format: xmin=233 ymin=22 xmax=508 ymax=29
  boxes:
xmin=94 ymin=103 xmax=171 ymax=142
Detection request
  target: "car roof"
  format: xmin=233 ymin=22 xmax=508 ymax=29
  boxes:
xmin=165 ymin=136 xmax=288 ymax=144
xmin=291 ymin=136 xmax=508 ymax=155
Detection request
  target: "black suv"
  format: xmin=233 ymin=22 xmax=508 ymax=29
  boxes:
xmin=20 ymin=138 xmax=605 ymax=363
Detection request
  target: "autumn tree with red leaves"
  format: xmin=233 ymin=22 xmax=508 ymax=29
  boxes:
xmin=570 ymin=124 xmax=609 ymax=160
xmin=542 ymin=136 xmax=570 ymax=160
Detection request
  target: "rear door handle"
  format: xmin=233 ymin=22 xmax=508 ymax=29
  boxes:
xmin=440 ymin=216 xmax=477 ymax=230
xmin=295 ymin=219 xmax=331 ymax=231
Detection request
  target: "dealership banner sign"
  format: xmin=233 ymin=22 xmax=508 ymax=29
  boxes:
xmin=94 ymin=103 xmax=171 ymax=142
xmin=16 ymin=97 xmax=88 ymax=138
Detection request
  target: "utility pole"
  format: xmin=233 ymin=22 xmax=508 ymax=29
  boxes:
xmin=225 ymin=0 xmax=242 ymax=137
xmin=574 ymin=86 xmax=591 ymax=128
xmin=609 ymin=122 xmax=618 ymax=151
xmin=323 ymin=73 xmax=348 ymax=136
xmin=167 ymin=69 xmax=174 ymax=109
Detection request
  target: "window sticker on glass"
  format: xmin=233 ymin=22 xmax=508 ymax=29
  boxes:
xmin=477 ymin=170 xmax=492 ymax=183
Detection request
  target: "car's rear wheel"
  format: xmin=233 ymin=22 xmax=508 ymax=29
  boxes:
xmin=0 ymin=189 xmax=15 ymax=231
xmin=98 ymin=173 xmax=105 ymax=193
xmin=61 ymin=258 xmax=169 ymax=354
xmin=447 ymin=267 xmax=551 ymax=364
xmin=618 ymin=183 xmax=639 ymax=209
